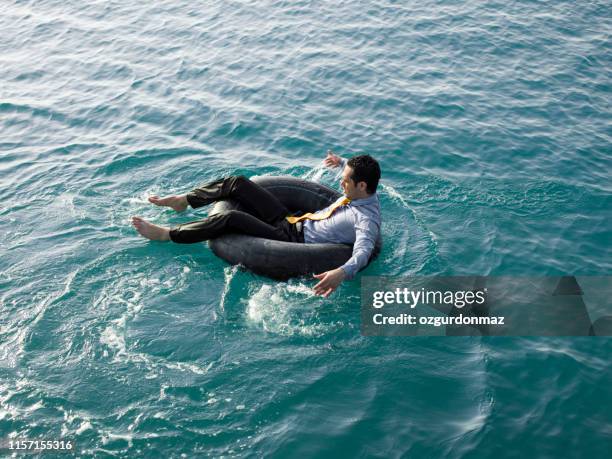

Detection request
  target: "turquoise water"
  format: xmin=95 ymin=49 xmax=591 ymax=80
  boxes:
xmin=1 ymin=0 xmax=610 ymax=456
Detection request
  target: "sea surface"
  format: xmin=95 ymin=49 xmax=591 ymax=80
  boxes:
xmin=1 ymin=0 xmax=610 ymax=457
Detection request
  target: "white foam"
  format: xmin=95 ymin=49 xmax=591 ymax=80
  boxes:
xmin=219 ymin=265 xmax=239 ymax=313
xmin=380 ymin=183 xmax=409 ymax=207
xmin=302 ymin=165 xmax=327 ymax=182
xmin=162 ymin=360 xmax=213 ymax=375
xmin=101 ymin=431 xmax=133 ymax=448
xmin=381 ymin=183 xmax=439 ymax=249
xmin=75 ymin=421 xmax=93 ymax=434
xmin=100 ymin=319 xmax=126 ymax=356
xmin=59 ymin=406 xmax=94 ymax=437
xmin=245 ymin=282 xmax=331 ymax=336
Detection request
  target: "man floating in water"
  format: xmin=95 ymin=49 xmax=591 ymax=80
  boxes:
xmin=132 ymin=151 xmax=381 ymax=297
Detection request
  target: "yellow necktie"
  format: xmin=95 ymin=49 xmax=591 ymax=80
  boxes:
xmin=286 ymin=197 xmax=351 ymax=224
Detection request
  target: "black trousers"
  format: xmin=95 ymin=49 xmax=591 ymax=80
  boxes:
xmin=168 ymin=175 xmax=304 ymax=244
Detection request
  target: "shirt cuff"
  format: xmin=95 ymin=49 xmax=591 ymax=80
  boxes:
xmin=340 ymin=263 xmax=357 ymax=280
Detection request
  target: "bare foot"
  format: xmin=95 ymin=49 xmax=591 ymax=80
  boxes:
xmin=131 ymin=216 xmax=171 ymax=241
xmin=148 ymin=194 xmax=188 ymax=212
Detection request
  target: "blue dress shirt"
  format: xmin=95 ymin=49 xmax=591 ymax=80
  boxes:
xmin=303 ymin=188 xmax=381 ymax=279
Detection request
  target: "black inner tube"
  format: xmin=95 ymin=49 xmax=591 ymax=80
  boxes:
xmin=208 ymin=176 xmax=382 ymax=280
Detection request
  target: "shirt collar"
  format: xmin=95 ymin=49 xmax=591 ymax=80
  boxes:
xmin=348 ymin=193 xmax=378 ymax=207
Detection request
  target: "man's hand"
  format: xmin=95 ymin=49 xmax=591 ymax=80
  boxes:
xmin=323 ymin=150 xmax=342 ymax=168
xmin=313 ymin=268 xmax=346 ymax=297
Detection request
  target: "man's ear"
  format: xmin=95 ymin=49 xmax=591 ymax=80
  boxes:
xmin=358 ymin=181 xmax=368 ymax=192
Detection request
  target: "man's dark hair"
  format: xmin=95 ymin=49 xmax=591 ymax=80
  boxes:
xmin=347 ymin=154 xmax=381 ymax=194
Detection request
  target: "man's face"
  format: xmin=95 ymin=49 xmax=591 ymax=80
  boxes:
xmin=340 ymin=165 xmax=360 ymax=199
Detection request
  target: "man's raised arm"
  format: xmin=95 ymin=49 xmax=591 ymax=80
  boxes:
xmin=324 ymin=150 xmax=346 ymax=169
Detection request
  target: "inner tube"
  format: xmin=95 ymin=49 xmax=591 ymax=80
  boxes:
xmin=208 ymin=176 xmax=382 ymax=280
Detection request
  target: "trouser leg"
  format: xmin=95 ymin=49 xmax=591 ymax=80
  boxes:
xmin=169 ymin=210 xmax=298 ymax=244
xmin=186 ymin=175 xmax=289 ymax=223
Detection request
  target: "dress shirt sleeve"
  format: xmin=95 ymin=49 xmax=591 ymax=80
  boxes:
xmin=340 ymin=215 xmax=379 ymax=279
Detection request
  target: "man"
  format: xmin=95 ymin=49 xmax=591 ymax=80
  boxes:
xmin=132 ymin=151 xmax=381 ymax=297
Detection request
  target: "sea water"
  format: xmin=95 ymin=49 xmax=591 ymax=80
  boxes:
xmin=1 ymin=0 xmax=610 ymax=456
